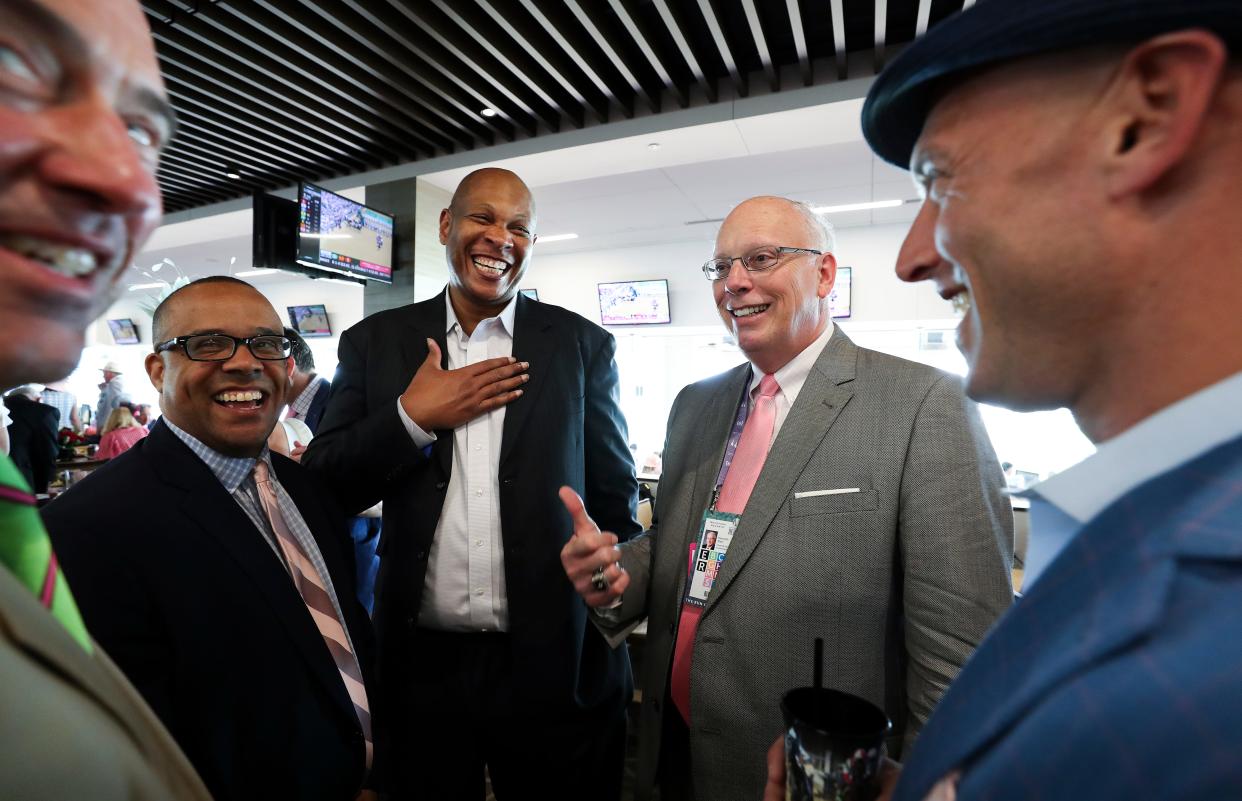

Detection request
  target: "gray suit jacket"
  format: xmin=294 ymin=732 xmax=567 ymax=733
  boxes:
xmin=0 ymin=566 xmax=211 ymax=801
xmin=607 ymin=329 xmax=1014 ymax=801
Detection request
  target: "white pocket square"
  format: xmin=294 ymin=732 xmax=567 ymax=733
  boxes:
xmin=793 ymin=488 xmax=861 ymax=499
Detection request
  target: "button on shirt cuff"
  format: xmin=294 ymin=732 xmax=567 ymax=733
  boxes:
xmin=396 ymin=398 xmax=436 ymax=448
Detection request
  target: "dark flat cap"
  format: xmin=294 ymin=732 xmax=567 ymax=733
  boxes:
xmin=862 ymin=0 xmax=1242 ymax=167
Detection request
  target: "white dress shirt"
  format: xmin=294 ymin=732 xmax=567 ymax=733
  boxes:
xmin=1022 ymin=369 xmax=1242 ymax=588
xmin=744 ymin=321 xmax=835 ymax=446
xmin=396 ymin=293 xmax=518 ymax=632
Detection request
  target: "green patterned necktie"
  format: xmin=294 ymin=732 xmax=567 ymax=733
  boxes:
xmin=0 ymin=453 xmax=92 ymax=651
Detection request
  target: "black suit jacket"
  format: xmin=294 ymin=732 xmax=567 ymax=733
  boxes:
xmin=5 ymin=395 xmax=59 ymax=493
xmin=304 ymin=290 xmax=640 ymax=719
xmin=43 ymin=421 xmax=377 ymax=801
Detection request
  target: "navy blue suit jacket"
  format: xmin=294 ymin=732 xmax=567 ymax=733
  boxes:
xmin=44 ymin=422 xmax=377 ymax=801
xmin=894 ymin=433 xmax=1242 ymax=799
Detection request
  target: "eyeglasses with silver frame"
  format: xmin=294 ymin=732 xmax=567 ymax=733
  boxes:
xmin=701 ymin=246 xmax=823 ymax=280
xmin=154 ymin=334 xmax=293 ymax=362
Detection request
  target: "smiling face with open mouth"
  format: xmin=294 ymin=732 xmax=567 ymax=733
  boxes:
xmin=439 ymin=168 xmax=535 ymax=326
xmin=146 ymin=281 xmax=293 ymax=458
xmin=0 ymin=0 xmax=172 ymax=389
xmin=711 ymin=198 xmax=837 ymax=375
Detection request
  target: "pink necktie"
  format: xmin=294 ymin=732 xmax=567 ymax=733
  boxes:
xmin=671 ymin=374 xmax=780 ymax=722
xmin=253 ymin=460 xmax=373 ymax=768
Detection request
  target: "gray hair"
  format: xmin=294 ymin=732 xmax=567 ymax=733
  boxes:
xmin=788 ymin=199 xmax=836 ymax=254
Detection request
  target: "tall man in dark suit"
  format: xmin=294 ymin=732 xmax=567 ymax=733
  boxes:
xmin=563 ymin=196 xmax=1014 ymax=801
xmin=45 ymin=277 xmax=378 ymax=801
xmin=0 ymin=1 xmax=210 ymax=798
xmin=806 ymin=3 xmax=1242 ymax=800
xmin=304 ymin=167 xmax=640 ymax=800
xmin=4 ymin=386 xmax=59 ymax=493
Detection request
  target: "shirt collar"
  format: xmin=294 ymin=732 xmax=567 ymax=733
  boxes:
xmin=747 ymin=321 xmax=835 ymax=404
xmin=444 ymin=290 xmax=518 ymax=340
xmin=1031 ymin=369 xmax=1242 ymax=524
xmin=163 ymin=417 xmax=270 ymax=494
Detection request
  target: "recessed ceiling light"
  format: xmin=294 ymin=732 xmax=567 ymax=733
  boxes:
xmin=538 ymin=233 xmax=578 ymax=243
xmin=647 ymin=142 xmax=661 ymax=151
xmin=224 ymin=164 xmax=242 ymax=180
xmin=810 ymin=199 xmax=906 ymax=214
xmin=480 ymin=107 xmax=498 ymax=117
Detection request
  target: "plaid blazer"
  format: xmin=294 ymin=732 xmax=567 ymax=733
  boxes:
xmin=894 ymin=433 xmax=1242 ymax=800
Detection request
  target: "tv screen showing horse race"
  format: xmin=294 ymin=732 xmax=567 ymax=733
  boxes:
xmin=597 ymin=279 xmax=672 ymax=325
xmin=297 ymin=183 xmax=394 ymax=284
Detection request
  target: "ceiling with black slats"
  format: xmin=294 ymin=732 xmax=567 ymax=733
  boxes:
xmin=144 ymin=0 xmax=974 ymax=214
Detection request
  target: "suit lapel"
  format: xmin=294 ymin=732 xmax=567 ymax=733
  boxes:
xmin=704 ymin=329 xmax=856 ymax=614
xmin=500 ymin=295 xmax=554 ymax=468
xmin=400 ymin=291 xmax=452 ymax=479
xmin=0 ymin=566 xmax=155 ymax=746
xmin=147 ymin=427 xmax=357 ymax=725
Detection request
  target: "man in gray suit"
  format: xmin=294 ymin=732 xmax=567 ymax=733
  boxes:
xmin=561 ymin=196 xmax=1013 ymax=800
xmin=0 ymin=0 xmax=209 ymax=798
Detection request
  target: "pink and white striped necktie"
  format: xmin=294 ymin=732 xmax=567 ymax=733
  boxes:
xmin=253 ymin=460 xmax=373 ymax=768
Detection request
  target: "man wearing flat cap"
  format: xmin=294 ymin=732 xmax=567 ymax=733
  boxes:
xmin=766 ymin=0 xmax=1242 ymax=798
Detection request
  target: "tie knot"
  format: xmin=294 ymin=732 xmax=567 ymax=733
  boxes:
xmin=757 ymin=374 xmax=780 ymax=398
xmin=252 ymin=459 xmax=271 ymax=484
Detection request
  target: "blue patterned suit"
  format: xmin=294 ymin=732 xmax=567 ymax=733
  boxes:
xmin=895 ymin=429 xmax=1242 ymax=799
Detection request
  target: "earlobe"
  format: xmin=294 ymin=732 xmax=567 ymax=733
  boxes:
xmin=1103 ymin=31 xmax=1227 ymax=199
xmin=438 ymin=209 xmax=452 ymax=245
xmin=817 ymin=252 xmax=838 ymax=299
xmin=145 ymin=353 xmax=164 ymax=393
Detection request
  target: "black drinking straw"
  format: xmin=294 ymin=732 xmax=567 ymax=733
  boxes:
xmin=813 ymin=637 xmax=824 ymax=718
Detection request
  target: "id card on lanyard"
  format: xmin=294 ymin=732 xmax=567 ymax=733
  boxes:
xmin=683 ymin=379 xmax=752 ymax=609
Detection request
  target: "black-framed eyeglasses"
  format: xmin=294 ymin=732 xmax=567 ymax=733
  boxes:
xmin=701 ymin=246 xmax=823 ymax=281
xmin=154 ymin=334 xmax=292 ymax=362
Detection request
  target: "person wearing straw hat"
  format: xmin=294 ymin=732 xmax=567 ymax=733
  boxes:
xmin=96 ymin=360 xmax=130 ymax=431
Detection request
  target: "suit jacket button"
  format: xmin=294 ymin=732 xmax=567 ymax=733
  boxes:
xmin=501 ymin=478 xmax=513 ymax=486
xmin=406 ymin=616 xmax=416 ymax=630
xmin=435 ymin=481 xmax=447 ymax=490
xmin=414 ymin=549 xmax=428 ymax=561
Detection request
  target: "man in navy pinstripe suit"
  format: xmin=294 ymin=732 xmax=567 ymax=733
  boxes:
xmin=795 ymin=2 xmax=1242 ymax=799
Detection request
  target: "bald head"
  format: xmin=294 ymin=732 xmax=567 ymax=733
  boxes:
xmin=722 ymin=197 xmax=835 ymax=254
xmin=450 ymin=168 xmax=536 ymax=220
xmin=152 ymin=276 xmax=260 ymax=345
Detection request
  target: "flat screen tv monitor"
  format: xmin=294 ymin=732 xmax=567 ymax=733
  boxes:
xmin=288 ymin=304 xmax=332 ymax=338
xmin=107 ymin=318 xmax=139 ymax=345
xmin=598 ymin=279 xmax=671 ymax=326
xmin=830 ymin=266 xmax=852 ymax=319
xmin=297 ymin=183 xmax=394 ymax=284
